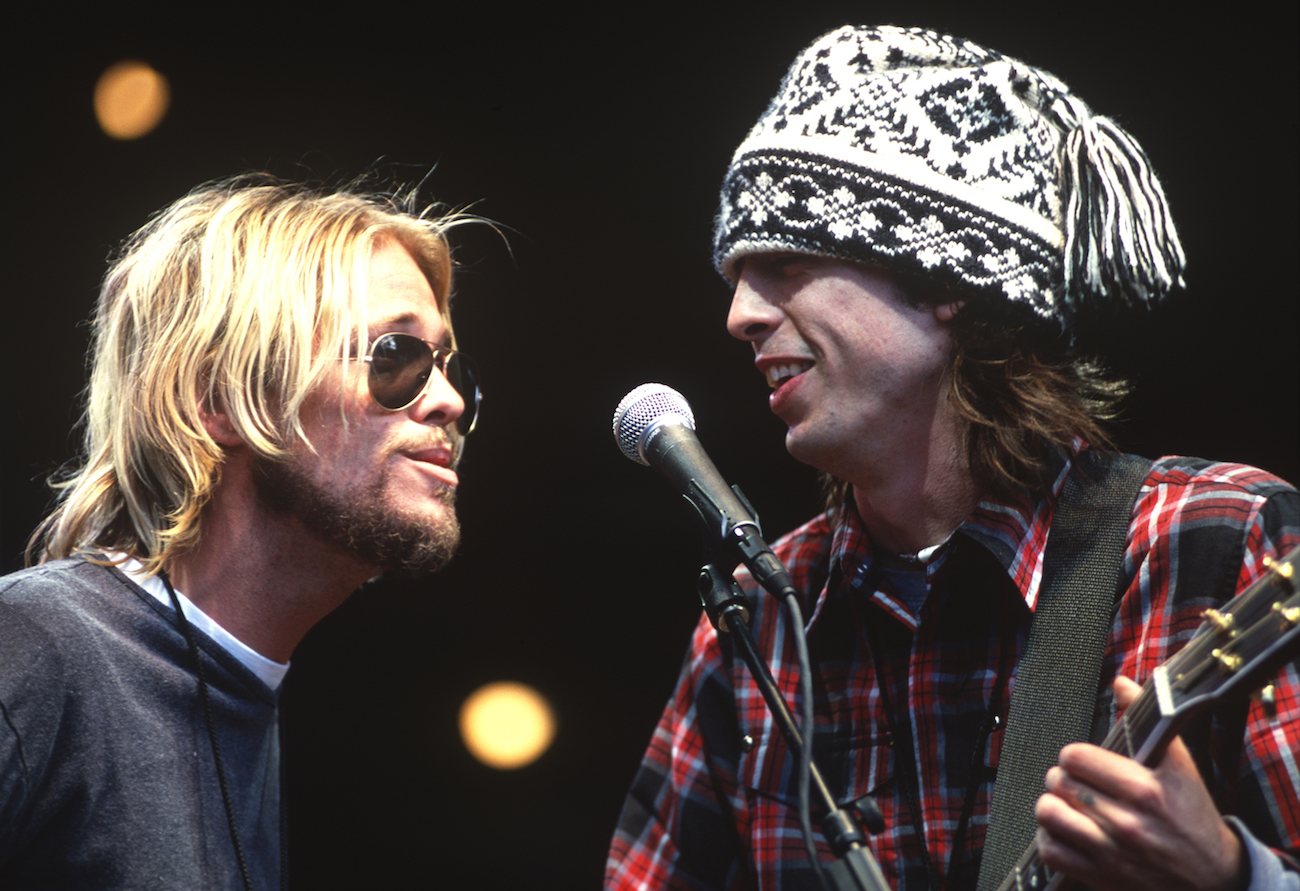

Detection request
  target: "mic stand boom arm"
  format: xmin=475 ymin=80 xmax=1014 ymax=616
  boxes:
xmin=697 ymin=563 xmax=890 ymax=891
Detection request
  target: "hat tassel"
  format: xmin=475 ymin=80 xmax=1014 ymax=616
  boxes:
xmin=1061 ymin=115 xmax=1186 ymax=313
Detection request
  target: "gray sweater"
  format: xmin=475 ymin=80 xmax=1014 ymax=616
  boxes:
xmin=0 ymin=557 xmax=282 ymax=889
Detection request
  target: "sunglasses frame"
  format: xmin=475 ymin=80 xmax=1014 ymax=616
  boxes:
xmin=362 ymin=332 xmax=481 ymax=435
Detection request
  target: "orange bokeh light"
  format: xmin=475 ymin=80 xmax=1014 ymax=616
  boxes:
xmin=458 ymin=681 xmax=556 ymax=770
xmin=94 ymin=61 xmax=170 ymax=140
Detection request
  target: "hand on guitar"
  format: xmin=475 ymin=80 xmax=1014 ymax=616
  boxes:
xmin=1034 ymin=676 xmax=1248 ymax=891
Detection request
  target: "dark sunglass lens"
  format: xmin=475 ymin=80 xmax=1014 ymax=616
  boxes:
xmin=369 ymin=334 xmax=432 ymax=409
xmin=444 ymin=353 xmax=479 ymax=434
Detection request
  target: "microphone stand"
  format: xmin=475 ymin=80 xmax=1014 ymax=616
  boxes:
xmin=697 ymin=561 xmax=891 ymax=891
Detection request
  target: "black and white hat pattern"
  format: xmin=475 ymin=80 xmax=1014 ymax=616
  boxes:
xmin=714 ymin=25 xmax=1185 ymax=330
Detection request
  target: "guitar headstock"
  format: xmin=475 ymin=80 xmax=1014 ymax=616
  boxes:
xmin=1147 ymin=544 xmax=1299 ymax=730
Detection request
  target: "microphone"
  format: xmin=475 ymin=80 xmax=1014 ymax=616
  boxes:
xmin=612 ymin=383 xmax=795 ymax=599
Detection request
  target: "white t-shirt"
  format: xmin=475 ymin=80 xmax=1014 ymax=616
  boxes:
xmin=116 ymin=556 xmax=290 ymax=690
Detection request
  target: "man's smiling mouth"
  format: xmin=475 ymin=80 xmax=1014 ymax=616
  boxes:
xmin=765 ymin=361 xmax=813 ymax=389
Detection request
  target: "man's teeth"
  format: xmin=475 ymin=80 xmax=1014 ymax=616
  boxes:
xmin=766 ymin=362 xmax=812 ymax=388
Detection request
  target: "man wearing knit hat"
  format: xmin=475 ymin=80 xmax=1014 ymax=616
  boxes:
xmin=607 ymin=26 xmax=1298 ymax=891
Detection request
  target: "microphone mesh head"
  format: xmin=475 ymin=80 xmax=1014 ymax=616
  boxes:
xmin=612 ymin=383 xmax=695 ymax=465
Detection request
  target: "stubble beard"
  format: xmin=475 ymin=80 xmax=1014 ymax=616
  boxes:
xmin=252 ymin=453 xmax=461 ymax=576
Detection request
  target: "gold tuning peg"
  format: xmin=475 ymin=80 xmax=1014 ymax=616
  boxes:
xmin=1251 ymin=684 xmax=1278 ymax=721
xmin=1202 ymin=608 xmax=1235 ymax=635
xmin=1263 ymin=554 xmax=1295 ymax=589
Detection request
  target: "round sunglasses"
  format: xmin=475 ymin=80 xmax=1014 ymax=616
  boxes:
xmin=364 ymin=332 xmax=481 ymax=435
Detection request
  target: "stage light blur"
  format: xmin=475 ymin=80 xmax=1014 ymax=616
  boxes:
xmin=94 ymin=61 xmax=170 ymax=139
xmin=458 ymin=681 xmax=556 ymax=769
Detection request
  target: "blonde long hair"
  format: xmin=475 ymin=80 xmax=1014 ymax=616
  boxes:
xmin=32 ymin=174 xmax=467 ymax=574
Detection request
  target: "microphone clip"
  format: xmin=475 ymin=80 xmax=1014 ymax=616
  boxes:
xmin=697 ymin=560 xmax=751 ymax=634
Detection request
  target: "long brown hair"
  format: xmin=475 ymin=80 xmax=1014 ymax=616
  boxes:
xmin=824 ymin=299 xmax=1127 ymax=510
xmin=946 ymin=305 xmax=1127 ymax=498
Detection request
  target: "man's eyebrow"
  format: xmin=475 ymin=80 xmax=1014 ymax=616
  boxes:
xmin=367 ymin=313 xmax=453 ymax=349
xmin=371 ymin=311 xmax=421 ymax=331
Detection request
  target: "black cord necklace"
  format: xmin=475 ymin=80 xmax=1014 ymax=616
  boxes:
xmin=160 ymin=571 xmax=255 ymax=891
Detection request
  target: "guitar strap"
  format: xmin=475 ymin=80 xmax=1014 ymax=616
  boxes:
xmin=975 ymin=450 xmax=1153 ymax=891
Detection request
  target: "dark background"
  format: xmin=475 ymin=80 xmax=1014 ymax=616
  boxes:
xmin=5 ymin=5 xmax=1296 ymax=888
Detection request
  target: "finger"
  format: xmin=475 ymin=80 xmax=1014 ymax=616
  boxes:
xmin=1056 ymin=732 xmax=1202 ymax=816
xmin=1044 ymin=764 xmax=1134 ymax=839
xmin=1036 ymin=790 xmax=1108 ymax=846
xmin=1151 ymin=728 xmax=1199 ymax=779
xmin=1113 ymin=674 xmax=1142 ymax=711
xmin=1034 ymin=824 xmax=1108 ymax=883
xmin=1035 ymin=792 xmax=1118 ymax=877
xmin=1057 ymin=742 xmax=1159 ymax=805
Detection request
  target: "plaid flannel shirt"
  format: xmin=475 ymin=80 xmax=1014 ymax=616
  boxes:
xmin=607 ymin=452 xmax=1300 ymax=890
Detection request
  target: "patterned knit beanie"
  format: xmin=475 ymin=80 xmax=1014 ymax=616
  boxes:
xmin=713 ymin=25 xmax=1185 ymax=332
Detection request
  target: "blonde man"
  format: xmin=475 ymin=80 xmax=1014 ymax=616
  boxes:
xmin=0 ymin=175 xmax=482 ymax=889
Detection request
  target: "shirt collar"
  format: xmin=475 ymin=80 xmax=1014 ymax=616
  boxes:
xmin=826 ymin=446 xmax=1078 ymax=616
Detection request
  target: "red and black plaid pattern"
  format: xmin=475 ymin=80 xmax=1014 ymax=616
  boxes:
xmin=607 ymin=453 xmax=1299 ymax=890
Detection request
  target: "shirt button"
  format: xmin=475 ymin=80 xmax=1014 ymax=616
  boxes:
xmin=740 ymin=734 xmax=755 ymax=752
